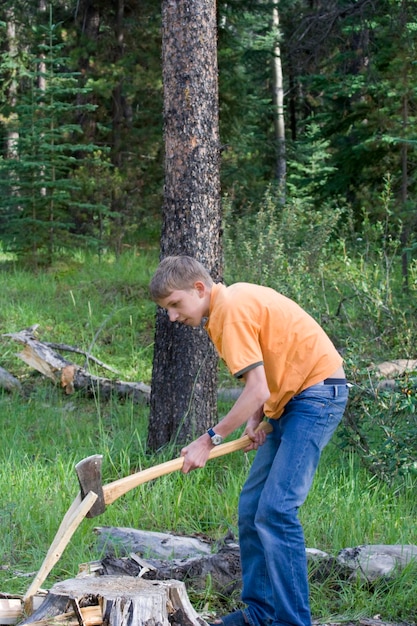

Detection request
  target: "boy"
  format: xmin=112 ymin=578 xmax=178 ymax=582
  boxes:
xmin=149 ymin=255 xmax=349 ymax=626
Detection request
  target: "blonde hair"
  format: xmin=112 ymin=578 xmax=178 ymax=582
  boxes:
xmin=149 ymin=255 xmax=214 ymax=301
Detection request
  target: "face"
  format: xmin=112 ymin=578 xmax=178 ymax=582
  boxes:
xmin=157 ymin=282 xmax=210 ymax=327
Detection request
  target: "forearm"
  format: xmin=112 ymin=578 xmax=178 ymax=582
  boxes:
xmin=180 ymin=365 xmax=270 ymax=473
xmin=214 ymin=389 xmax=266 ymax=438
xmin=212 ymin=366 xmax=270 ymax=438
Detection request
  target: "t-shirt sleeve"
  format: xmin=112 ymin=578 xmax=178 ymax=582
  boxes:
xmin=220 ymin=319 xmax=264 ymax=378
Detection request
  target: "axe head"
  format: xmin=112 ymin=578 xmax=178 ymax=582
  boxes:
xmin=75 ymin=454 xmax=106 ymax=518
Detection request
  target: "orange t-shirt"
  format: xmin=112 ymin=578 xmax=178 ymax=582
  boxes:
xmin=205 ymin=282 xmax=343 ymax=419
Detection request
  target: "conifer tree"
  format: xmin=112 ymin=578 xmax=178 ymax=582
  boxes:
xmin=0 ymin=8 xmax=109 ymax=264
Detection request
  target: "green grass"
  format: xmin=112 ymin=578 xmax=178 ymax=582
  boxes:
xmin=304 ymin=445 xmax=417 ymax=621
xmin=0 ymin=250 xmax=416 ymax=623
xmin=0 ymin=249 xmax=157 ymax=382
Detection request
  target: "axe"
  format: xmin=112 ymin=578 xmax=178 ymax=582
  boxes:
xmin=23 ymin=421 xmax=272 ymax=609
xmin=76 ymin=420 xmax=272 ymax=518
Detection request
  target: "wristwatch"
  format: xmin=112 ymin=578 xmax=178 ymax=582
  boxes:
xmin=207 ymin=428 xmax=223 ymax=446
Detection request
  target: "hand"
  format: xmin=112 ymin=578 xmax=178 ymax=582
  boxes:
xmin=180 ymin=434 xmax=212 ymax=474
xmin=243 ymin=412 xmax=268 ymax=452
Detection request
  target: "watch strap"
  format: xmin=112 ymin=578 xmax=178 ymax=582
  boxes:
xmin=207 ymin=428 xmax=223 ymax=445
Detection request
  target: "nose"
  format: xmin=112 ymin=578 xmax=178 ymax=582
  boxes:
xmin=167 ymin=309 xmax=178 ymax=322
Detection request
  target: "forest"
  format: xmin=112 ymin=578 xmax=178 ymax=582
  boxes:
xmin=1 ymin=1 xmax=417 ymax=624
xmin=0 ymin=0 xmax=416 ymax=269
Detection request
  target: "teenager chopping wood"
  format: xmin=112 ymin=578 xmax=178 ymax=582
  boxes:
xmin=149 ymin=255 xmax=349 ymax=626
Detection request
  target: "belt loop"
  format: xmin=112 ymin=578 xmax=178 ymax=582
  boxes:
xmin=335 ymin=385 xmax=338 ymax=398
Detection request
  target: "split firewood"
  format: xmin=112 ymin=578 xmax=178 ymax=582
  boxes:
xmin=19 ymin=576 xmax=208 ymax=626
xmin=0 ymin=597 xmax=23 ymax=625
xmin=0 ymin=594 xmax=45 ymax=625
xmin=3 ymin=328 xmax=150 ymax=403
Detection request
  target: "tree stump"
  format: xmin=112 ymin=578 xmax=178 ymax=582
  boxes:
xmin=20 ymin=576 xmax=208 ymax=626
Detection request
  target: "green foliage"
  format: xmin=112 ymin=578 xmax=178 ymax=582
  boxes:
xmin=340 ymin=375 xmax=417 ymax=486
xmin=218 ymin=3 xmax=277 ymax=210
xmin=1 ymin=0 xmax=416 ymax=255
xmin=0 ymin=11 xmax=110 ymax=264
xmin=0 ymin=2 xmax=163 ymax=258
xmin=223 ymin=185 xmax=343 ymax=308
xmin=324 ymin=180 xmax=415 ymax=358
xmin=286 ymin=122 xmax=338 ymax=207
xmin=1 ymin=0 xmax=416 ymax=254
xmin=66 ymin=0 xmax=164 ymax=245
xmin=305 ymin=447 xmax=417 ymax=621
xmin=301 ymin=0 xmax=417 ymax=228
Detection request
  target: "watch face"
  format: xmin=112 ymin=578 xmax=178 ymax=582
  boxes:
xmin=211 ymin=433 xmax=223 ymax=445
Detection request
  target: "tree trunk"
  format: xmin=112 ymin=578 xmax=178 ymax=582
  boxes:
xmin=271 ymin=2 xmax=286 ymax=194
xmin=110 ymin=0 xmax=126 ymax=257
xmin=148 ymin=0 xmax=222 ymax=450
xmin=400 ymin=92 xmax=409 ymax=289
xmin=399 ymin=1 xmax=410 ymax=291
xmin=20 ymin=577 xmax=207 ymax=626
xmin=5 ymin=7 xmax=19 ymax=161
xmin=74 ymin=0 xmax=100 ymax=143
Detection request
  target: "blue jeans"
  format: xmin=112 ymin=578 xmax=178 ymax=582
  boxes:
xmin=238 ymin=382 xmax=349 ymax=626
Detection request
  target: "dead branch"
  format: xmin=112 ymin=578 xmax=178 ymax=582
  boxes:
xmin=3 ymin=328 xmax=150 ymax=403
xmin=43 ymin=342 xmax=121 ymax=375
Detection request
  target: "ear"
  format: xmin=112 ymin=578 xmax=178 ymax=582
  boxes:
xmin=194 ymin=280 xmax=207 ymax=297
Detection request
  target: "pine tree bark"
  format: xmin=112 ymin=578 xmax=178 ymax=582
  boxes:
xmin=148 ymin=0 xmax=222 ymax=450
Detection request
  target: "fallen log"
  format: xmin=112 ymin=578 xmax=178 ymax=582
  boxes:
xmin=94 ymin=527 xmax=213 ymax=560
xmin=371 ymin=359 xmax=417 ymax=378
xmin=101 ymin=550 xmax=243 ymax=595
xmin=93 ymin=528 xmax=417 ymax=587
xmin=42 ymin=342 xmax=122 ymax=376
xmin=0 ymin=366 xmax=22 ymax=394
xmin=2 ymin=327 xmax=244 ymax=404
xmin=93 ymin=527 xmax=241 ymax=594
xmin=3 ymin=537 xmax=416 ymax=625
xmin=337 ymin=544 xmax=417 ymax=581
xmin=3 ymin=328 xmax=150 ymax=403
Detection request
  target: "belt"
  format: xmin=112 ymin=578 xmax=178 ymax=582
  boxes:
xmin=320 ymin=377 xmax=347 ymax=385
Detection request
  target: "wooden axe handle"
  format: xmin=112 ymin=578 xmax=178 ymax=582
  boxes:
xmin=103 ymin=420 xmax=273 ymax=506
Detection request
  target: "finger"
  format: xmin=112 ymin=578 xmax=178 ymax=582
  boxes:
xmin=182 ymin=456 xmax=191 ymax=474
xmin=244 ymin=428 xmax=256 ymax=441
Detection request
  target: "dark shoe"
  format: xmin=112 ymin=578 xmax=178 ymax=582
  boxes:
xmin=209 ymin=610 xmax=248 ymax=626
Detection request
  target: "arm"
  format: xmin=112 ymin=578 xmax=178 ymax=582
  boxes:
xmin=180 ymin=365 xmax=270 ymax=474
